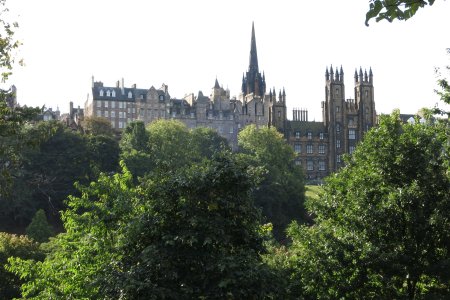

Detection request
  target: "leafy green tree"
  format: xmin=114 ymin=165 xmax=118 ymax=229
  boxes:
xmin=82 ymin=116 xmax=114 ymax=136
xmin=8 ymin=155 xmax=283 ymax=299
xmin=87 ymin=134 xmax=120 ymax=178
xmin=190 ymin=126 xmax=230 ymax=160
xmin=0 ymin=233 xmax=44 ymax=300
xmin=107 ymin=153 xmax=282 ymax=299
xmin=25 ymin=209 xmax=53 ymax=243
xmin=119 ymin=120 xmax=153 ymax=178
xmin=286 ymin=112 xmax=450 ymax=299
xmin=7 ymin=165 xmax=137 ymax=299
xmin=366 ymin=0 xmax=436 ymax=25
xmin=147 ymin=119 xmax=193 ymax=172
xmin=238 ymin=125 xmax=306 ymax=240
xmin=21 ymin=121 xmax=91 ymax=228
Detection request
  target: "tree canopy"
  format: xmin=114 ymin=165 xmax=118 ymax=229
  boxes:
xmin=366 ymin=0 xmax=436 ymax=25
xmin=285 ymin=112 xmax=450 ymax=299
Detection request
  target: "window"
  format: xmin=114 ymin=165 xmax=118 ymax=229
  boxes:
xmin=159 ymin=95 xmax=164 ymax=101
xmin=337 ymin=155 xmax=341 ymax=163
xmin=295 ymin=131 xmax=300 ymax=139
xmin=278 ymin=111 xmax=281 ymax=118
xmin=349 ymin=146 xmax=356 ymax=154
xmin=307 ymin=160 xmax=314 ymax=171
xmin=336 ymin=140 xmax=341 ymax=148
xmin=112 ymin=90 xmax=116 ymax=97
xmin=111 ymin=121 xmax=115 ymax=128
xmin=307 ymin=132 xmax=312 ymax=140
xmin=319 ymin=132 xmax=324 ymax=140
xmin=318 ymin=144 xmax=325 ymax=154
xmin=307 ymin=144 xmax=313 ymax=154
xmin=128 ymin=91 xmax=132 ymax=98
xmin=104 ymin=111 xmax=109 ymax=117
xmin=294 ymin=143 xmax=301 ymax=153
xmin=295 ymin=160 xmax=301 ymax=166
xmin=336 ymin=123 xmax=341 ymax=133
xmin=118 ymin=102 xmax=123 ymax=109
xmin=349 ymin=129 xmax=356 ymax=140
xmin=105 ymin=101 xmax=108 ymax=108
xmin=132 ymin=108 xmax=136 ymax=114
xmin=336 ymin=106 xmax=340 ymax=113
xmin=335 ymin=88 xmax=339 ymax=97
xmin=319 ymin=160 xmax=326 ymax=171
xmin=365 ymin=90 xmax=368 ymax=98
xmin=229 ymin=127 xmax=234 ymax=134
xmin=106 ymin=90 xmax=111 ymax=97
xmin=99 ymin=89 xmax=104 ymax=97
xmin=96 ymin=101 xmax=101 ymax=108
xmin=111 ymin=101 xmax=115 ymax=108
xmin=111 ymin=111 xmax=115 ymax=118
xmin=127 ymin=108 xmax=131 ymax=114
xmin=119 ymin=121 xmax=124 ymax=129
xmin=96 ymin=110 xmax=101 ymax=117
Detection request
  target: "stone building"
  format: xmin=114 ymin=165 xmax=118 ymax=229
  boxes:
xmin=83 ymin=23 xmax=376 ymax=179
xmin=84 ymin=22 xmax=285 ymax=150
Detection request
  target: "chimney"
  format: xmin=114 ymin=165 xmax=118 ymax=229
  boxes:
xmin=121 ymin=78 xmax=125 ymax=94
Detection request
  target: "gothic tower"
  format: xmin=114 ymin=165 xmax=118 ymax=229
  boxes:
xmin=323 ymin=65 xmax=345 ymax=172
xmin=241 ymin=22 xmax=266 ymax=98
xmin=354 ymin=67 xmax=376 ymax=137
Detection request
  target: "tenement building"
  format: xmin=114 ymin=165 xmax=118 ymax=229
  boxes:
xmin=84 ymin=23 xmax=376 ymax=179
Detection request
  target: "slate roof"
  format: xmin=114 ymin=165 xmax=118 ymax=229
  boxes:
xmin=288 ymin=121 xmax=326 ymax=137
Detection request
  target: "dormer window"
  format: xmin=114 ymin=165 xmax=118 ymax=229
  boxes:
xmin=106 ymin=90 xmax=111 ymax=97
xmin=128 ymin=91 xmax=132 ymax=99
xmin=112 ymin=90 xmax=116 ymax=97
xmin=99 ymin=89 xmax=104 ymax=97
xmin=159 ymin=95 xmax=164 ymax=101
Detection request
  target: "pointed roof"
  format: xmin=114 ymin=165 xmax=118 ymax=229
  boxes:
xmin=249 ymin=22 xmax=259 ymax=72
xmin=214 ymin=77 xmax=220 ymax=89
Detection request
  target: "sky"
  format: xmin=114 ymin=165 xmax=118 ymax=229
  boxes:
xmin=5 ymin=0 xmax=450 ymax=121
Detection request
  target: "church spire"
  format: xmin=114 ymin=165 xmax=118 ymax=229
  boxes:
xmin=249 ymin=21 xmax=259 ymax=73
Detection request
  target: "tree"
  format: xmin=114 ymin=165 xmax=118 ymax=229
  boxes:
xmin=238 ymin=125 xmax=306 ymax=240
xmin=106 ymin=153 xmax=282 ymax=299
xmin=82 ymin=116 xmax=114 ymax=136
xmin=147 ymin=119 xmax=193 ymax=172
xmin=119 ymin=121 xmax=153 ymax=178
xmin=87 ymin=134 xmax=120 ymax=178
xmin=286 ymin=112 xmax=450 ymax=299
xmin=366 ymin=0 xmax=436 ymax=25
xmin=0 ymin=233 xmax=44 ymax=300
xmin=25 ymin=209 xmax=53 ymax=243
xmin=8 ymin=155 xmax=283 ymax=299
xmin=190 ymin=126 xmax=230 ymax=160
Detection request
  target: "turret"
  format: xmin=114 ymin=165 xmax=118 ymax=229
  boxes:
xmin=340 ymin=65 xmax=344 ymax=82
xmin=325 ymin=66 xmax=330 ymax=81
xmin=354 ymin=69 xmax=358 ymax=83
xmin=369 ymin=67 xmax=373 ymax=83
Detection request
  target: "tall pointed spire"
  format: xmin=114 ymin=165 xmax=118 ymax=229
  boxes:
xmin=249 ymin=21 xmax=259 ymax=73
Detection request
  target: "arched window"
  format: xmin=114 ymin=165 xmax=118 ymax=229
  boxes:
xmin=112 ymin=90 xmax=116 ymax=97
xmin=99 ymin=89 xmax=104 ymax=97
xmin=106 ymin=90 xmax=111 ymax=97
xmin=128 ymin=91 xmax=132 ymax=99
xmin=159 ymin=95 xmax=164 ymax=101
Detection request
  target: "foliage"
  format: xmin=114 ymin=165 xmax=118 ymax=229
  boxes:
xmin=366 ymin=0 xmax=436 ymax=25
xmin=109 ymin=153 xmax=282 ymax=299
xmin=0 ymin=0 xmax=21 ymax=81
xmin=119 ymin=121 xmax=152 ymax=178
xmin=434 ymin=48 xmax=450 ymax=118
xmin=20 ymin=121 xmax=91 ymax=228
xmin=25 ymin=209 xmax=53 ymax=243
xmin=146 ymin=119 xmax=193 ymax=172
xmin=238 ymin=125 xmax=306 ymax=240
xmin=82 ymin=116 xmax=114 ymax=136
xmin=190 ymin=126 xmax=230 ymax=160
xmin=7 ymin=165 xmax=137 ymax=299
xmin=86 ymin=134 xmax=120 ymax=178
xmin=8 ymin=155 xmax=283 ymax=299
xmin=0 ymin=233 xmax=44 ymax=300
xmin=286 ymin=112 xmax=450 ymax=299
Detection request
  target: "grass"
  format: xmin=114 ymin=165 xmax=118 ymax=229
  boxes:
xmin=305 ymin=185 xmax=323 ymax=201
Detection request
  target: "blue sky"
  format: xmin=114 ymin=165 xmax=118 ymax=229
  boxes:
xmin=6 ymin=0 xmax=450 ymax=120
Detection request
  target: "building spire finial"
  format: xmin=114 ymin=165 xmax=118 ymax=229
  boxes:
xmin=249 ymin=21 xmax=259 ymax=72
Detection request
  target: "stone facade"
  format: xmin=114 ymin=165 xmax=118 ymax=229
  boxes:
xmin=83 ymin=23 xmax=376 ymax=179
